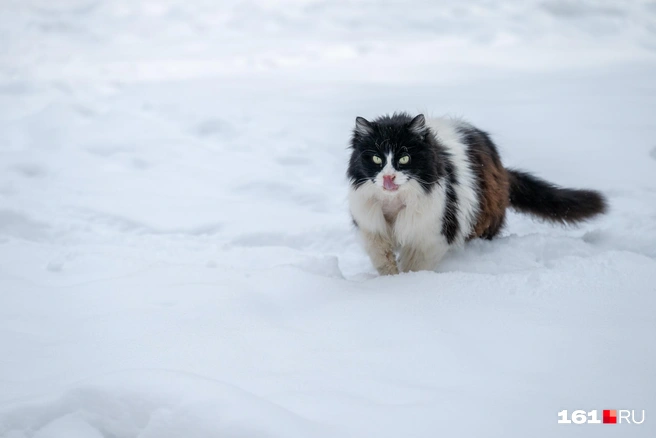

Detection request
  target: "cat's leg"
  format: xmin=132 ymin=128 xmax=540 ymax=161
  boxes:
xmin=398 ymin=238 xmax=448 ymax=273
xmin=361 ymin=230 xmax=399 ymax=275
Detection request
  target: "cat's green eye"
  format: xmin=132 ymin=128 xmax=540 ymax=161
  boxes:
xmin=399 ymin=155 xmax=410 ymax=165
xmin=372 ymin=155 xmax=383 ymax=165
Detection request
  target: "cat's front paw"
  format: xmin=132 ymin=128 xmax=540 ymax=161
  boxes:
xmin=376 ymin=261 xmax=399 ymax=276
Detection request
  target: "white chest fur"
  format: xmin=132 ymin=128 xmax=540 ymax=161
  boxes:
xmin=349 ymin=180 xmax=447 ymax=247
xmin=381 ymin=196 xmax=406 ymax=224
xmin=349 ymin=180 xmax=450 ymax=273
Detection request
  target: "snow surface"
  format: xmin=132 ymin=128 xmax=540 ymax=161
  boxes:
xmin=1 ymin=0 xmax=656 ymax=437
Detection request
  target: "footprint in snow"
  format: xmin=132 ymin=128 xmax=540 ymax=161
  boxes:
xmin=10 ymin=163 xmax=48 ymax=178
xmin=192 ymin=118 xmax=236 ymax=139
xmin=0 ymin=209 xmax=50 ymax=241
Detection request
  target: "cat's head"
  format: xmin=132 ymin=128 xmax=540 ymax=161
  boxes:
xmin=347 ymin=113 xmax=442 ymax=195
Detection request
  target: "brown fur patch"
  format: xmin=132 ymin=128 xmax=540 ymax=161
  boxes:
xmin=465 ymin=131 xmax=510 ymax=240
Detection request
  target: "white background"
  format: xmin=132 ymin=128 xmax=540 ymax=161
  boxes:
xmin=1 ymin=1 xmax=655 ymax=437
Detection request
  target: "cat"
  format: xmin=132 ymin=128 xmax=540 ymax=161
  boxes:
xmin=347 ymin=113 xmax=607 ymax=275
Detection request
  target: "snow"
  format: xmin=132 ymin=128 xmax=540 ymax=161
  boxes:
xmin=1 ymin=0 xmax=656 ymax=437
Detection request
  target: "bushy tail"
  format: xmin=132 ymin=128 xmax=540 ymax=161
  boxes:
xmin=507 ymin=169 xmax=607 ymax=224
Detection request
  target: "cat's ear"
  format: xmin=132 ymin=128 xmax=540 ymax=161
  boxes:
xmin=355 ymin=116 xmax=374 ymax=136
xmin=409 ymin=114 xmax=427 ymax=134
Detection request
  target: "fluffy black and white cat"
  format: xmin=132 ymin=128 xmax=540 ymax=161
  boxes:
xmin=347 ymin=113 xmax=607 ymax=275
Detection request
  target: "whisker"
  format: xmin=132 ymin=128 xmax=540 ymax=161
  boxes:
xmin=410 ymin=176 xmax=441 ymax=186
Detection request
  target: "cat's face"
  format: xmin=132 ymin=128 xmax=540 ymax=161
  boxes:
xmin=347 ymin=113 xmax=441 ymax=195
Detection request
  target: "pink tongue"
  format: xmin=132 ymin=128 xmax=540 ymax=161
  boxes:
xmin=383 ymin=177 xmax=399 ymax=191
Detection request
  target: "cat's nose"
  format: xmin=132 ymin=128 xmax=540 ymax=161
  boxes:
xmin=383 ymin=175 xmax=399 ymax=191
